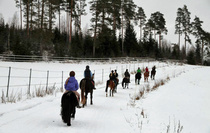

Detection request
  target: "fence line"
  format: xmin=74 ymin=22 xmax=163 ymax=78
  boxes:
xmin=0 ymin=60 xmax=170 ymax=99
xmin=0 ymin=54 xmax=158 ymax=62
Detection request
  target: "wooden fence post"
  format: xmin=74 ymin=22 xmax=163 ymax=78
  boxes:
xmin=46 ymin=70 xmax=49 ymax=92
xmin=28 ymin=68 xmax=32 ymax=95
xmin=6 ymin=67 xmax=11 ymax=97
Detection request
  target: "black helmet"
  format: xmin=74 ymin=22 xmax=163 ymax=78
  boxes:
xmin=86 ymin=65 xmax=89 ymax=69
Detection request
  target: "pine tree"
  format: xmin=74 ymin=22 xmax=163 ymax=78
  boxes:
xmin=0 ymin=16 xmax=6 ymax=53
xmin=121 ymin=0 xmax=136 ymax=54
xmin=124 ymin=23 xmax=138 ymax=56
xmin=175 ymin=7 xmax=183 ymax=49
xmin=135 ymin=6 xmax=146 ymax=41
xmin=187 ymin=49 xmax=196 ymax=65
xmin=192 ymin=16 xmax=205 ymax=62
xmin=89 ymin=0 xmax=100 ymax=57
xmin=195 ymin=42 xmax=201 ymax=64
xmin=150 ymin=11 xmax=167 ymax=48
xmin=182 ymin=5 xmax=192 ymax=56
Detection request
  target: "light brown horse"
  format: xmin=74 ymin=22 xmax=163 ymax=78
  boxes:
xmin=105 ymin=80 xmax=115 ymax=97
xmin=144 ymin=71 xmax=149 ymax=82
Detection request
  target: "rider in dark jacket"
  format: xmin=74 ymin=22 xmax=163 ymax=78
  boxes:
xmin=114 ymin=70 xmax=119 ymax=85
xmin=84 ymin=65 xmax=92 ymax=78
xmin=109 ymin=70 xmax=117 ymax=86
xmin=84 ymin=65 xmax=95 ymax=89
xmin=124 ymin=69 xmax=130 ymax=83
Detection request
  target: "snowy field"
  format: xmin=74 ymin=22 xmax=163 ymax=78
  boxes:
xmin=0 ymin=60 xmax=210 ymax=133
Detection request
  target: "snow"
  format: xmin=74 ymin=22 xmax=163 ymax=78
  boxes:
xmin=0 ymin=60 xmax=210 ymax=133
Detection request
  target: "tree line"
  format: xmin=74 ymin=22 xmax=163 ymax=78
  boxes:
xmin=0 ymin=0 xmax=210 ymax=64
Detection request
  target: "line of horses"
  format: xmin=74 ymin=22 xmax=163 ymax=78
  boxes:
xmin=61 ymin=67 xmax=156 ymax=126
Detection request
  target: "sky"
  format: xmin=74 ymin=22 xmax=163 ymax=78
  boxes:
xmin=0 ymin=0 xmax=210 ymax=44
xmin=0 ymin=60 xmax=210 ymax=132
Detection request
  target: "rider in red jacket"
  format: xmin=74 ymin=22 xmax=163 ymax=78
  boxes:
xmin=145 ymin=67 xmax=149 ymax=72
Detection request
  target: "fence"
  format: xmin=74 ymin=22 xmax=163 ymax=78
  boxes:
xmin=0 ymin=54 xmax=157 ymax=62
xmin=0 ymin=59 xmax=166 ymax=100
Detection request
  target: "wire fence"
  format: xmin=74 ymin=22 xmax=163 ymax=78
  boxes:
xmin=0 ymin=54 xmax=157 ymax=62
xmin=0 ymin=54 xmax=181 ymax=102
xmin=0 ymin=60 xmax=167 ymax=99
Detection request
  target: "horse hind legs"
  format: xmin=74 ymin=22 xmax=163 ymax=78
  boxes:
xmin=67 ymin=117 xmax=71 ymax=126
xmin=90 ymin=93 xmax=93 ymax=105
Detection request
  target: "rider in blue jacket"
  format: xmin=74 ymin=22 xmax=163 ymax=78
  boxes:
xmin=65 ymin=71 xmax=81 ymax=108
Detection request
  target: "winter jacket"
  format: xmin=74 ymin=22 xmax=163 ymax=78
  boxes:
xmin=109 ymin=73 xmax=116 ymax=80
xmin=137 ymin=69 xmax=141 ymax=73
xmin=84 ymin=69 xmax=92 ymax=78
xmin=124 ymin=71 xmax=130 ymax=78
xmin=65 ymin=77 xmax=79 ymax=91
xmin=114 ymin=72 xmax=118 ymax=78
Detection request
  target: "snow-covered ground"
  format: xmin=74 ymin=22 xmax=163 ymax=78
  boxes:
xmin=0 ymin=60 xmax=210 ymax=133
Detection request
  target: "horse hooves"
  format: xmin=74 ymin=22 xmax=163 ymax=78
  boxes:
xmin=67 ymin=123 xmax=71 ymax=126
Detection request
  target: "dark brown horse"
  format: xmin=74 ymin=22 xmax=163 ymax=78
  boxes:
xmin=105 ymin=80 xmax=115 ymax=97
xmin=151 ymin=69 xmax=156 ymax=80
xmin=122 ymin=77 xmax=129 ymax=89
xmin=135 ymin=72 xmax=141 ymax=85
xmin=80 ymin=78 xmax=94 ymax=107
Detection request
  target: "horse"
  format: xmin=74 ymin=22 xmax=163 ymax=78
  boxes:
xmin=105 ymin=80 xmax=115 ymax=97
xmin=122 ymin=77 xmax=129 ymax=89
xmin=151 ymin=69 xmax=156 ymax=80
xmin=135 ymin=72 xmax=141 ymax=85
xmin=80 ymin=78 xmax=94 ymax=108
xmin=144 ymin=71 xmax=149 ymax=82
xmin=61 ymin=91 xmax=78 ymax=126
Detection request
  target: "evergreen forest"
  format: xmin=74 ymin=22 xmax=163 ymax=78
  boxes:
xmin=0 ymin=0 xmax=210 ymax=65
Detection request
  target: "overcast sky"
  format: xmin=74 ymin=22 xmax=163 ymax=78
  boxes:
xmin=0 ymin=0 xmax=210 ymax=45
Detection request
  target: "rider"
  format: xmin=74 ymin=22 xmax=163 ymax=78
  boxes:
xmin=114 ymin=70 xmax=119 ymax=85
xmin=137 ymin=67 xmax=141 ymax=74
xmin=124 ymin=69 xmax=130 ymax=83
xmin=145 ymin=67 xmax=149 ymax=73
xmin=64 ymin=71 xmax=81 ymax=108
xmin=84 ymin=65 xmax=96 ymax=89
xmin=109 ymin=70 xmax=117 ymax=86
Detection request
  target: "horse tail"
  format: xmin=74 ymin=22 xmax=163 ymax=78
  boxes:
xmin=122 ymin=78 xmax=124 ymax=87
xmin=135 ymin=74 xmax=137 ymax=83
xmin=105 ymin=80 xmax=109 ymax=92
xmin=61 ymin=92 xmax=72 ymax=123
xmin=80 ymin=79 xmax=86 ymax=106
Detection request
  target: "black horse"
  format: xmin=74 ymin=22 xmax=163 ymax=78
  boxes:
xmin=122 ymin=77 xmax=129 ymax=89
xmin=80 ymin=78 xmax=94 ymax=107
xmin=61 ymin=91 xmax=78 ymax=126
xmin=151 ymin=67 xmax=156 ymax=80
xmin=135 ymin=72 xmax=141 ymax=84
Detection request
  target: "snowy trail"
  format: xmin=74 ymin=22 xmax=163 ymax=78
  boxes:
xmin=0 ymin=82 xmax=134 ymax=133
xmin=0 ymin=62 xmax=210 ymax=133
